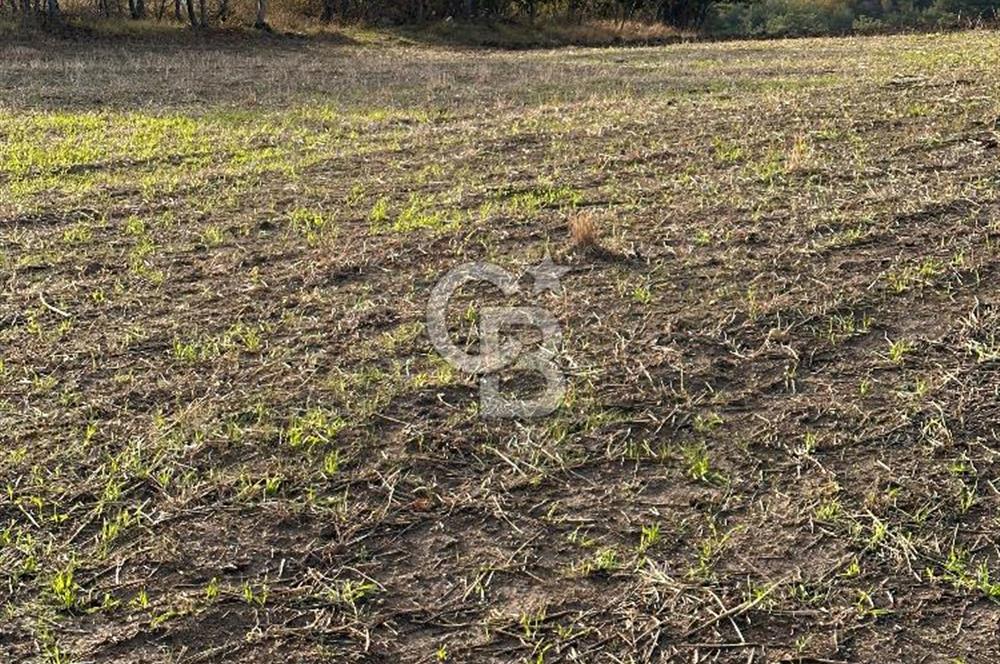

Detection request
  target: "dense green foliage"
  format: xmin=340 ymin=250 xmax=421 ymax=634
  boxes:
xmin=708 ymin=0 xmax=1000 ymax=37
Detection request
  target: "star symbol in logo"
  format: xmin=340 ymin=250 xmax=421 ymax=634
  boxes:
xmin=525 ymin=252 xmax=571 ymax=295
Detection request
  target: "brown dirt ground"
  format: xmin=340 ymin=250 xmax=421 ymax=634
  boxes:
xmin=2 ymin=29 xmax=1000 ymax=664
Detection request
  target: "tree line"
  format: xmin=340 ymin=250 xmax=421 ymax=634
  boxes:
xmin=5 ymin=0 xmax=998 ymax=37
xmin=4 ymin=0 xmax=713 ymax=30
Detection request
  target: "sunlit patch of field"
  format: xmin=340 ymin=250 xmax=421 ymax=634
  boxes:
xmin=3 ymin=30 xmax=1000 ymax=663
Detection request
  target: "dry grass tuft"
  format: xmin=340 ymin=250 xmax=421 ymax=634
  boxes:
xmin=785 ymin=132 xmax=814 ymax=173
xmin=568 ymin=210 xmax=600 ymax=249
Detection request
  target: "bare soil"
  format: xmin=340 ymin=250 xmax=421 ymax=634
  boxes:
xmin=2 ymin=30 xmax=1000 ymax=663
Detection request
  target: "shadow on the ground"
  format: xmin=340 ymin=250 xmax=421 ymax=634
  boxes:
xmin=0 ymin=16 xmax=691 ymax=52
xmin=0 ymin=17 xmax=361 ymax=51
xmin=378 ymin=18 xmax=690 ymax=50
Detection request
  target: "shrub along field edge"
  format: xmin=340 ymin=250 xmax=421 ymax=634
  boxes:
xmin=2 ymin=0 xmax=999 ymax=45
